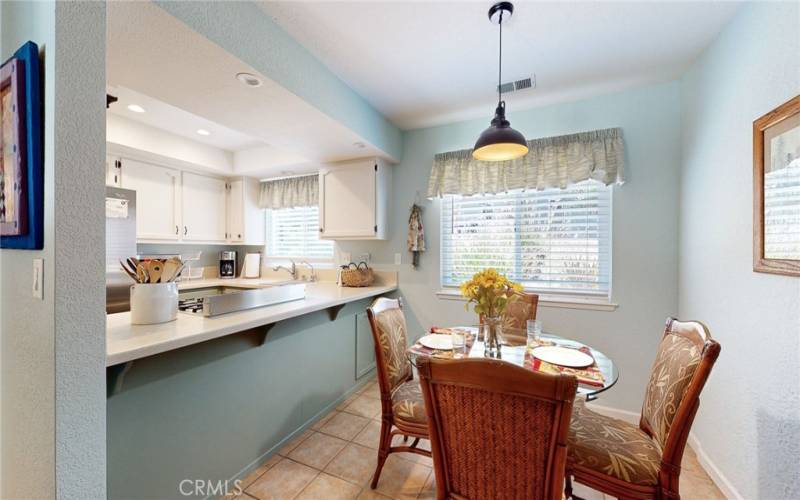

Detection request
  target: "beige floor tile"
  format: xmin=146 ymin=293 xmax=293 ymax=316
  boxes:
xmin=311 ymin=410 xmax=340 ymax=431
xmin=681 ymin=446 xmax=703 ymax=474
xmin=320 ymin=411 xmax=372 ymax=441
xmin=295 ymin=472 xmax=362 ymax=500
xmin=358 ymin=381 xmax=381 ymax=400
xmin=240 ymin=454 xmax=282 ymax=489
xmin=680 ymin=470 xmax=725 ymax=500
xmin=356 ymin=489 xmax=392 ymax=500
xmin=337 ymin=393 xmax=360 ymax=411
xmin=288 ymin=432 xmax=349 ymax=470
xmin=344 ymin=395 xmax=383 ymax=419
xmin=571 ymin=482 xmax=605 ymax=500
xmin=245 ymin=458 xmax=319 ymax=500
xmin=417 ymin=469 xmax=436 ymax=500
xmin=324 ymin=442 xmax=379 ymax=487
xmin=277 ymin=429 xmax=314 ymax=457
xmin=373 ymin=454 xmax=431 ymax=499
xmin=353 ymin=421 xmax=383 ymax=449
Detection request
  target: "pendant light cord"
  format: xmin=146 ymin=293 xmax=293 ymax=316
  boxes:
xmin=498 ymin=10 xmax=503 ymax=105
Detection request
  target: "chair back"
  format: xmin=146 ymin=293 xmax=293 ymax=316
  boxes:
xmin=367 ymin=298 xmax=413 ymax=398
xmin=640 ymin=318 xmax=721 ymax=470
xmin=417 ymin=357 xmax=577 ymax=500
xmin=480 ymin=292 xmax=539 ymax=332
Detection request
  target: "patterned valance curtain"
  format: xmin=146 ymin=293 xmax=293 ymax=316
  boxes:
xmin=258 ymin=174 xmax=318 ymax=209
xmin=427 ymin=128 xmax=625 ymax=197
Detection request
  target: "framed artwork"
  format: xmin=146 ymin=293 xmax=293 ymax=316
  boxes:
xmin=753 ymin=95 xmax=800 ymax=276
xmin=1 ymin=41 xmax=43 ymax=250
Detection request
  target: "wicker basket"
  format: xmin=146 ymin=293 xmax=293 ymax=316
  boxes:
xmin=340 ymin=262 xmax=374 ymax=287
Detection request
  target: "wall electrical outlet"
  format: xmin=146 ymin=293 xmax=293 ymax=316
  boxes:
xmin=358 ymin=253 xmax=371 ymax=263
xmin=32 ymin=258 xmax=43 ymax=299
xmin=341 ymin=252 xmax=351 ymax=264
xmin=394 ymin=253 xmax=402 ymax=265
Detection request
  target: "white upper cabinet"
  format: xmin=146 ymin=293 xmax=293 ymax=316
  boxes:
xmin=227 ymin=177 xmax=265 ymax=245
xmin=106 ymin=155 xmax=122 ymax=187
xmin=319 ymin=158 xmax=390 ymax=240
xmin=181 ymin=172 xmax=227 ymax=242
xmin=119 ymin=158 xmax=180 ymax=241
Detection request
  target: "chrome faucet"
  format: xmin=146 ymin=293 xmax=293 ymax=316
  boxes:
xmin=299 ymin=261 xmax=316 ymax=282
xmin=272 ymin=259 xmax=297 ymax=280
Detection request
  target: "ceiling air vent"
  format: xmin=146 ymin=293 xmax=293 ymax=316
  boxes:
xmin=498 ymin=75 xmax=535 ymax=94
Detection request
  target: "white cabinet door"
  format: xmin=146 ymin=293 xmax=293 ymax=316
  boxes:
xmin=181 ymin=172 xmax=227 ymax=242
xmin=119 ymin=158 xmax=180 ymax=240
xmin=228 ymin=179 xmax=245 ymax=242
xmin=320 ymin=162 xmax=376 ymax=238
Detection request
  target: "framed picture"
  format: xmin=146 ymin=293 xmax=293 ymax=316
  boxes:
xmin=753 ymin=95 xmax=800 ymax=276
xmin=1 ymin=41 xmax=43 ymax=250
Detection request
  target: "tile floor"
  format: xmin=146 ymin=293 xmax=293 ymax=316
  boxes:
xmin=229 ymin=376 xmax=725 ymax=500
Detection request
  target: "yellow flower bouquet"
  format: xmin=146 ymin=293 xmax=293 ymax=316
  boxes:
xmin=460 ymin=269 xmax=522 ymax=356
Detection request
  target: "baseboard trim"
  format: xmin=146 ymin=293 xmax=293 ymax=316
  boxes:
xmin=585 ymin=402 xmax=742 ymax=500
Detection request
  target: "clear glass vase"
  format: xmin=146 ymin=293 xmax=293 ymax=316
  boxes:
xmin=482 ymin=315 xmax=502 ymax=358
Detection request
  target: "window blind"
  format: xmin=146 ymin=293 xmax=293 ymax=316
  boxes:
xmin=267 ymin=206 xmax=334 ymax=259
xmin=441 ymin=179 xmax=611 ymax=295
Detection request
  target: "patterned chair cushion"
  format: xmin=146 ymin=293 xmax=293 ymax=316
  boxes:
xmin=391 ymin=380 xmax=426 ymax=424
xmin=373 ymin=308 xmax=412 ymax=393
xmin=641 ymin=333 xmax=702 ymax=450
xmin=568 ymin=400 xmax=661 ymax=486
xmin=500 ymin=293 xmax=538 ymax=332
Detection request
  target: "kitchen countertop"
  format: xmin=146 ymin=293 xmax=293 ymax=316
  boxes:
xmin=106 ymin=279 xmax=397 ymax=366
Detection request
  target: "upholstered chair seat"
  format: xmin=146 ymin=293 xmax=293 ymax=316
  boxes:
xmin=391 ymin=380 xmax=427 ymax=424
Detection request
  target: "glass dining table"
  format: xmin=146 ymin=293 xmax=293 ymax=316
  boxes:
xmin=407 ymin=326 xmax=618 ymax=400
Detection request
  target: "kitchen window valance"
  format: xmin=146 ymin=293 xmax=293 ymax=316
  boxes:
xmin=258 ymin=174 xmax=318 ymax=209
xmin=427 ymin=127 xmax=625 ymax=197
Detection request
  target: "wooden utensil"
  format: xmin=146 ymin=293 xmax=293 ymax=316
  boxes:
xmin=147 ymin=259 xmax=164 ymax=283
xmin=162 ymin=260 xmax=179 ymax=283
xmin=119 ymin=260 xmax=139 ymax=282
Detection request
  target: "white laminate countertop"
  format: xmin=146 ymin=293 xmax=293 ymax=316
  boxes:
xmin=106 ymin=279 xmax=397 ymax=366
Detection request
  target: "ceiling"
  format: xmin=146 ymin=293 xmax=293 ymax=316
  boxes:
xmin=259 ymin=1 xmax=742 ymax=130
xmin=106 ymin=1 xmax=386 ymax=176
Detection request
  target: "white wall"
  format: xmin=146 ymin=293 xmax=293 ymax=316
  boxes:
xmin=341 ymin=80 xmax=683 ymax=412
xmin=679 ymin=3 xmax=800 ymax=498
xmin=0 ymin=2 xmax=107 ymax=498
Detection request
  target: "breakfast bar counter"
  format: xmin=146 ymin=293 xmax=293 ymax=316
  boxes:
xmin=106 ymin=278 xmax=397 ymax=366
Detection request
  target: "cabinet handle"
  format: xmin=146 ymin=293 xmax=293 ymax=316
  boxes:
xmin=319 ymin=227 xmax=324 ymax=233
xmin=237 ymin=234 xmax=242 ymax=239
xmin=175 ymin=225 xmax=179 ymax=235
xmin=184 ymin=226 xmax=188 ymax=236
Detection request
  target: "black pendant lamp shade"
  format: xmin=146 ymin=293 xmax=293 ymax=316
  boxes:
xmin=473 ymin=2 xmax=528 ymax=162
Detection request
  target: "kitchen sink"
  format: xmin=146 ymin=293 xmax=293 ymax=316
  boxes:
xmin=178 ymin=283 xmax=306 ymax=316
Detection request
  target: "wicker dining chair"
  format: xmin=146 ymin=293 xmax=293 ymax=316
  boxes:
xmin=566 ymin=318 xmax=721 ymax=500
xmin=366 ymin=297 xmax=431 ymax=489
xmin=417 ymin=357 xmax=578 ymax=500
xmin=479 ymin=291 xmax=539 ymax=330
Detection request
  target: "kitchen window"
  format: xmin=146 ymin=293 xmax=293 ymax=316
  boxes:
xmin=266 ymin=205 xmax=334 ymax=260
xmin=440 ymin=179 xmax=612 ymax=298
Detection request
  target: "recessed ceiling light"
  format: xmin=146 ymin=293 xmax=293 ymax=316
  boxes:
xmin=196 ymin=129 xmax=211 ymax=136
xmin=353 ymin=142 xmax=366 ymax=149
xmin=236 ymin=72 xmax=263 ymax=88
xmin=127 ymin=104 xmax=145 ymax=113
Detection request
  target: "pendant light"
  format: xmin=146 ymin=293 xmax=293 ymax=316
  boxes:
xmin=473 ymin=1 xmax=528 ymax=162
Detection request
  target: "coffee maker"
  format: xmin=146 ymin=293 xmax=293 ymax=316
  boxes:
xmin=219 ymin=251 xmax=237 ymax=279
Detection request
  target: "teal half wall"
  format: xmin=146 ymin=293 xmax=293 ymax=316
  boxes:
xmin=155 ymin=1 xmax=402 ymax=161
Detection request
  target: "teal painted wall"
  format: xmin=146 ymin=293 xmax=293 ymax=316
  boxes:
xmin=340 ymin=80 xmax=683 ymax=413
xmin=155 ymin=1 xmax=402 ymax=161
xmin=107 ymin=299 xmax=376 ymax=499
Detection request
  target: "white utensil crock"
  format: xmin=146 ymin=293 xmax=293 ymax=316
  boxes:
xmin=130 ymin=283 xmax=178 ymax=325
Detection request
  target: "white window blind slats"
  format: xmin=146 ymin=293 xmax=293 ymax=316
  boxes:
xmin=764 ymin=164 xmax=800 ymax=259
xmin=267 ymin=206 xmax=334 ymax=259
xmin=441 ymin=179 xmax=611 ymax=295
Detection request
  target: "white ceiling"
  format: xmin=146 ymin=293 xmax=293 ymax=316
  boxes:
xmin=259 ymin=1 xmax=742 ymax=130
xmin=106 ymin=1 xmax=387 ymax=176
xmin=107 ymin=86 xmax=265 ymax=151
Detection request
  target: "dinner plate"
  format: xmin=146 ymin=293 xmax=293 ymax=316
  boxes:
xmin=531 ymin=346 xmax=594 ymax=368
xmin=419 ymin=334 xmax=453 ymax=350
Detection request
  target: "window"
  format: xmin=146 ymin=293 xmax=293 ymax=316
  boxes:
xmin=440 ymin=179 xmax=611 ymax=296
xmin=266 ymin=206 xmax=334 ymax=260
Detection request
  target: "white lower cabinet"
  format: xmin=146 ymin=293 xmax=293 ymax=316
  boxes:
xmin=119 ymin=158 xmax=181 ymax=241
xmin=181 ymin=172 xmax=227 ymax=242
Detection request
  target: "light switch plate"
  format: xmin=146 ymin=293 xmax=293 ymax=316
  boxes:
xmin=32 ymin=258 xmax=43 ymax=299
xmin=394 ymin=253 xmax=402 ymax=265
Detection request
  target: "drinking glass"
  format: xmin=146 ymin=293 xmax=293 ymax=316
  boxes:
xmin=526 ymin=320 xmax=542 ymax=349
xmin=451 ymin=329 xmax=466 ymax=354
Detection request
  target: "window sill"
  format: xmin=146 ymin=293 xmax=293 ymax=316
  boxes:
xmin=435 ymin=289 xmax=618 ymax=312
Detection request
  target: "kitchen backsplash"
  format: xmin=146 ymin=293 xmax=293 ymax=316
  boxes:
xmin=137 ymin=243 xmax=263 ymax=271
